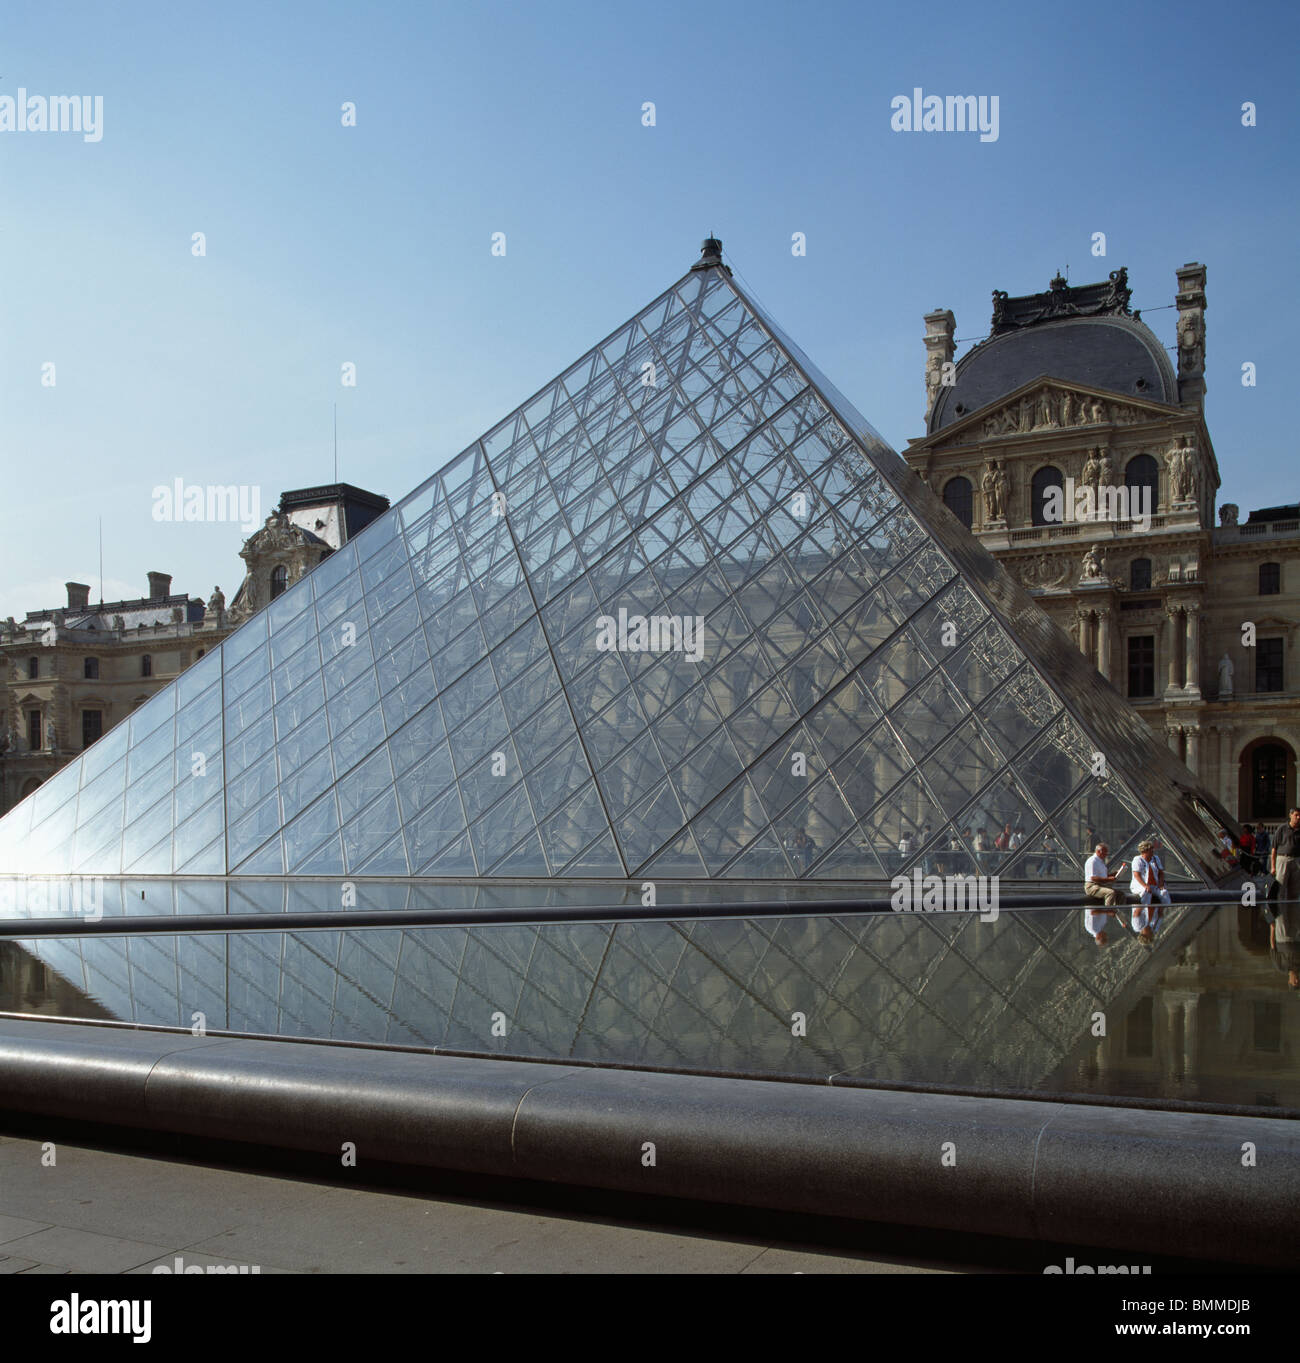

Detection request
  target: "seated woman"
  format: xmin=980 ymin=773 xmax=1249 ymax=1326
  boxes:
xmin=1129 ymin=839 xmax=1170 ymax=942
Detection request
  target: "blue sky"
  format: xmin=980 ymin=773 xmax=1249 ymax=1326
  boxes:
xmin=1 ymin=0 xmax=1295 ymax=620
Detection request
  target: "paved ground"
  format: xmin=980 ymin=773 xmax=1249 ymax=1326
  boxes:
xmin=0 ymin=1131 xmax=1008 ymax=1275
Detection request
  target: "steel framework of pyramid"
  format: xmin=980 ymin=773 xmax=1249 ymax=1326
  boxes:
xmin=0 ymin=242 xmax=1239 ymax=890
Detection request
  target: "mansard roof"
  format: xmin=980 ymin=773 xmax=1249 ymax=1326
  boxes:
xmin=929 ymin=271 xmax=1179 ymax=434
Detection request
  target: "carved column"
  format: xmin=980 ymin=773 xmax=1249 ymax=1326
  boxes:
xmin=1166 ymin=722 xmax=1182 ymax=758
xmin=1164 ymin=607 xmax=1182 ymax=691
xmin=1184 ymin=604 xmax=1201 ymax=693
xmin=1075 ymin=609 xmax=1090 ymax=661
xmin=1185 ymin=725 xmax=1200 ymax=775
xmin=1219 ymin=726 xmax=1234 ymax=812
xmin=1096 ymin=607 xmax=1112 ymax=682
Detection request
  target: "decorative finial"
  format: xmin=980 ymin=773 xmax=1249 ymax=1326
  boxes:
xmin=691 ymin=237 xmax=730 ymax=273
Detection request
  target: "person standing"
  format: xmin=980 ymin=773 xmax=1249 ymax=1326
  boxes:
xmin=1271 ymin=808 xmax=1300 ymax=900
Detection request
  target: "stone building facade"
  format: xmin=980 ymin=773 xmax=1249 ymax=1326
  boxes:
xmin=0 ymin=483 xmax=389 ymax=815
xmin=0 ymin=573 xmax=233 ymax=813
xmin=907 ymin=264 xmax=1299 ymax=825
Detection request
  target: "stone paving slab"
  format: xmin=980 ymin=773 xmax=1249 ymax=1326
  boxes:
xmin=0 ymin=1225 xmax=172 ymax=1273
xmin=0 ymin=1132 xmax=976 ymax=1274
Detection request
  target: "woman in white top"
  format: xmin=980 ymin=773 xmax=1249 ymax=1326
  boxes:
xmin=1129 ymin=839 xmax=1170 ymax=941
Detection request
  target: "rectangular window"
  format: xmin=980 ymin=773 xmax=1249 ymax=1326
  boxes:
xmin=1256 ymin=638 xmax=1284 ymax=693
xmin=1260 ymin=563 xmax=1281 ymax=595
xmin=26 ymin=711 xmax=41 ymax=751
xmin=1127 ymin=635 xmax=1155 ymax=698
xmin=82 ymin=710 xmax=104 ymax=749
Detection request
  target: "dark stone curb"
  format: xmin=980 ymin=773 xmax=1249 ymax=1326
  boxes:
xmin=1 ymin=1019 xmax=1295 ymax=1266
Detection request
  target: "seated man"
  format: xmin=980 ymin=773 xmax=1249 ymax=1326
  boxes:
xmin=1084 ymin=842 xmax=1128 ymax=911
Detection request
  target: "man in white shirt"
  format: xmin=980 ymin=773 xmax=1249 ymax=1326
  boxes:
xmin=1129 ymin=838 xmax=1170 ymax=943
xmin=1083 ymin=843 xmax=1127 ymax=946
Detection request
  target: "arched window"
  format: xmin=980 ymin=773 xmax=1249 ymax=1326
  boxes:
xmin=1250 ymin=743 xmax=1290 ymax=820
xmin=1125 ymin=453 xmax=1160 ymax=516
xmin=1130 ymin=557 xmax=1152 ymax=591
xmin=1260 ymin=562 xmax=1281 ymax=596
xmin=83 ymin=657 xmax=99 ymax=680
xmin=942 ymin=476 xmax=973 ymax=529
xmin=26 ymin=656 xmax=38 ymax=680
xmin=1031 ymin=466 xmax=1064 ymax=526
xmin=141 ymin=654 xmax=153 ymax=677
xmin=270 ymin=565 xmax=288 ymax=600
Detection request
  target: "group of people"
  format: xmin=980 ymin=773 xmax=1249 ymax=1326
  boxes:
xmin=1083 ymin=837 xmax=1172 ymax=946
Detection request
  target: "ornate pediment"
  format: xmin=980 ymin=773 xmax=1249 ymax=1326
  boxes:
xmin=926 ymin=381 xmax=1177 ymax=453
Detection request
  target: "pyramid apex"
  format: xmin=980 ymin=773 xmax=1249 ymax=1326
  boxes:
xmin=691 ymin=237 xmax=731 ymax=274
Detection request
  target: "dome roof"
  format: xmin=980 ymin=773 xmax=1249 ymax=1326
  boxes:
xmin=929 ymin=314 xmax=1177 ymax=433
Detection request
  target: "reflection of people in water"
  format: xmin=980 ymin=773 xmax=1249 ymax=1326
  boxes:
xmin=1270 ymin=905 xmax=1300 ymax=990
xmin=1084 ymin=903 xmax=1118 ymax=947
xmin=1269 ymin=808 xmax=1300 ymax=989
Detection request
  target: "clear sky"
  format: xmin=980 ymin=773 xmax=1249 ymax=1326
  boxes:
xmin=1 ymin=0 xmax=1295 ymax=621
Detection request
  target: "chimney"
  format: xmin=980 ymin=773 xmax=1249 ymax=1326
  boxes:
xmin=923 ymin=308 xmax=957 ymax=424
xmin=65 ymin=582 xmax=90 ymax=611
xmin=147 ymin=571 xmax=173 ymax=601
xmin=1175 ymin=262 xmax=1207 ymax=408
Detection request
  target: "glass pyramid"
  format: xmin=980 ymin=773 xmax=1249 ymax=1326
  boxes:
xmin=0 ymin=243 xmax=1238 ymax=889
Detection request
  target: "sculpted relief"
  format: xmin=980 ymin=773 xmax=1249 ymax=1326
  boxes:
xmin=980 ymin=385 xmax=1148 ymax=440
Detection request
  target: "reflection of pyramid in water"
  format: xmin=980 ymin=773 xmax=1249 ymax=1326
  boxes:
xmin=0 ymin=243 xmax=1235 ymax=884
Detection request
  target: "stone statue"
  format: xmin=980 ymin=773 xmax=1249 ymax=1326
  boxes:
xmin=46 ymin=720 xmax=57 ymax=752
xmin=112 ymin=614 xmax=125 ymax=632
xmin=170 ymin=606 xmax=184 ymax=624
xmin=7 ymin=722 xmax=24 ymax=754
xmin=208 ymin=586 xmax=226 ymax=625
xmin=982 ymin=460 xmax=1008 ymax=521
xmin=924 ymin=354 xmax=944 ymax=413
xmin=1219 ymin=503 xmax=1238 ymax=527
xmin=1097 ymin=447 xmax=1114 ymax=487
xmin=1034 ymin=388 xmax=1054 ymax=429
xmin=1081 ymin=546 xmax=1105 ymax=580
xmin=1017 ymin=396 xmax=1032 ymax=432
xmin=1218 ymin=653 xmax=1234 ymax=697
xmin=1081 ymin=447 xmax=1101 ymax=488
xmin=1058 ymin=391 xmax=1074 ymax=427
xmin=1088 ymin=396 xmax=1105 ymax=424
xmin=1168 ymin=437 xmax=1195 ymax=503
